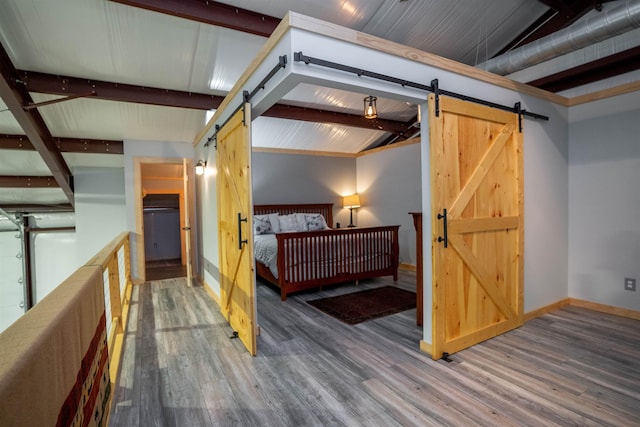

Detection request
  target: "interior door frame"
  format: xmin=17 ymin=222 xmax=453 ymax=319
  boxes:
xmin=133 ymin=157 xmax=196 ymax=283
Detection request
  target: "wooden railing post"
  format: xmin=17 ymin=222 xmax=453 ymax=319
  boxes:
xmin=107 ymin=253 xmax=123 ymax=334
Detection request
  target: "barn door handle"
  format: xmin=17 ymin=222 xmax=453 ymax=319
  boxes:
xmin=437 ymin=209 xmax=448 ymax=248
xmin=237 ymin=213 xmax=248 ymax=250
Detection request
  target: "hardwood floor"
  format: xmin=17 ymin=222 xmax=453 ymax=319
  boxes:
xmin=109 ymin=271 xmax=640 ymax=426
xmin=145 ymin=258 xmax=186 ymax=281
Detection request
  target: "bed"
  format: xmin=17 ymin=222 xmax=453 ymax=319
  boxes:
xmin=253 ymin=203 xmax=400 ymax=300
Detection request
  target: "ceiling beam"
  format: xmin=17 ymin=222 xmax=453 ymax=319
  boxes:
xmin=264 ymin=104 xmax=413 ymax=136
xmin=0 ymin=134 xmax=124 ymax=154
xmin=494 ymin=1 xmax=605 ymax=56
xmin=108 ymin=0 xmax=280 ymax=38
xmin=0 ymin=203 xmax=73 ymax=213
xmin=527 ymin=45 xmax=640 ymax=92
xmin=0 ymin=176 xmax=59 ymax=188
xmin=19 ymin=71 xmax=225 ymax=110
xmin=0 ymin=43 xmax=74 ymax=206
xmin=20 ymin=70 xmax=412 ymax=136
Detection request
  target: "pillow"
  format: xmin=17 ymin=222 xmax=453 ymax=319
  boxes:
xmin=296 ymin=213 xmax=309 ymax=232
xmin=305 ymin=213 xmax=328 ymax=231
xmin=278 ymin=213 xmax=299 ymax=232
xmin=253 ymin=215 xmax=273 ymax=235
xmin=268 ymin=213 xmax=281 ymax=233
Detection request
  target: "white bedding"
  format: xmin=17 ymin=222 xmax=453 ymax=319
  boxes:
xmin=254 ymin=234 xmax=279 ymax=278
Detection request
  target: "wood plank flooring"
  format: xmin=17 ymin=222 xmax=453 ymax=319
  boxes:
xmin=109 ymin=271 xmax=640 ymax=426
xmin=145 ymin=258 xmax=186 ymax=281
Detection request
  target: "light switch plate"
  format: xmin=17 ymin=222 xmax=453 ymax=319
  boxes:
xmin=624 ymin=277 xmax=636 ymax=292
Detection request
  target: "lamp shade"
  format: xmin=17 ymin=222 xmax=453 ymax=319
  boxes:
xmin=364 ymin=96 xmax=377 ymax=119
xmin=343 ymin=194 xmax=361 ymax=209
xmin=195 ymin=160 xmax=206 ymax=176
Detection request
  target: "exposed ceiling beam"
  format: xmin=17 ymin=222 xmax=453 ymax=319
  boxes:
xmin=264 ymin=104 xmax=413 ymax=136
xmin=495 ymin=1 xmax=605 ymax=56
xmin=108 ymin=0 xmax=280 ymax=38
xmin=0 ymin=203 xmax=73 ymax=213
xmin=0 ymin=176 xmax=59 ymax=188
xmin=20 ymin=71 xmax=224 ymax=110
xmin=527 ymin=45 xmax=640 ymax=92
xmin=0 ymin=43 xmax=74 ymax=206
xmin=20 ymin=71 xmax=412 ymax=136
xmin=0 ymin=134 xmax=124 ymax=154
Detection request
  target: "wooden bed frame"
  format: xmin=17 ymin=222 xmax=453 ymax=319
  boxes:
xmin=254 ymin=203 xmax=400 ymax=300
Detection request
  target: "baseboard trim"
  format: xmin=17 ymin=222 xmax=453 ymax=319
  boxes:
xmin=400 ymin=263 xmax=416 ymax=272
xmin=523 ymin=297 xmax=640 ymax=322
xmin=524 ymin=298 xmax=570 ymax=321
xmin=569 ymin=298 xmax=640 ymax=320
xmin=202 ymin=280 xmax=221 ymax=307
xmin=419 ymin=340 xmax=433 ymax=358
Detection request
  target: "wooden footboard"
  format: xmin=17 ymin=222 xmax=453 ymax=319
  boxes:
xmin=271 ymin=226 xmax=399 ymax=300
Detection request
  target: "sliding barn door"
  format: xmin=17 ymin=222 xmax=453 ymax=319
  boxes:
xmin=429 ymin=94 xmax=524 ymax=360
xmin=216 ymin=104 xmax=257 ymax=355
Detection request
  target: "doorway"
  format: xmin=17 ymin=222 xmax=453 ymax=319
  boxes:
xmin=143 ymin=193 xmax=185 ymax=281
xmin=134 ymin=158 xmax=195 ymax=283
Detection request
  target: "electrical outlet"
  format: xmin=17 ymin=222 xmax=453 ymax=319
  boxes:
xmin=624 ymin=277 xmax=636 ymax=292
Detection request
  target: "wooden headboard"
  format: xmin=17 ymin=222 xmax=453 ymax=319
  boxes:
xmin=254 ymin=203 xmax=334 ymax=227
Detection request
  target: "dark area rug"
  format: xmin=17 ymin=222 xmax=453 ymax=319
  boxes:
xmin=307 ymin=286 xmax=416 ymax=325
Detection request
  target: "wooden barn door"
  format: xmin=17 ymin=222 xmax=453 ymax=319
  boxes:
xmin=429 ymin=94 xmax=524 ymax=360
xmin=216 ymin=104 xmax=257 ymax=355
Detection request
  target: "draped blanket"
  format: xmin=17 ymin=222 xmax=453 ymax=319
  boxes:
xmin=0 ymin=265 xmax=111 ymax=426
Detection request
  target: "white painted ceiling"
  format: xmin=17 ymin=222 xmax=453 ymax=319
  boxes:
xmin=0 ymin=0 xmax=639 ymax=208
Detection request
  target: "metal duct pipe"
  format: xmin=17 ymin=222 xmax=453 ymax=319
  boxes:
xmin=479 ymin=0 xmax=640 ymax=75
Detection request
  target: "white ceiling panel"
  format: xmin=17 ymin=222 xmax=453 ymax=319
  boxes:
xmin=0 ymin=99 xmax=23 ymax=133
xmin=0 ymin=150 xmax=51 ymax=175
xmin=0 ymin=0 xmax=262 ymax=94
xmin=31 ymin=93 xmax=206 ymax=143
xmin=216 ymin=0 xmax=386 ymax=28
xmin=282 ymin=83 xmax=419 ymax=122
xmin=251 ymin=116 xmax=384 ymax=153
xmin=64 ymin=153 xmax=124 ymax=170
xmin=0 ymin=188 xmax=68 ymax=206
xmin=361 ymin=0 xmax=548 ymax=65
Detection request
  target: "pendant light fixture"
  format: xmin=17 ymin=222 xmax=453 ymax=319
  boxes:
xmin=364 ymin=96 xmax=377 ymax=119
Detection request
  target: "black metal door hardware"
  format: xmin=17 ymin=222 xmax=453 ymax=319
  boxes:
xmin=237 ymin=212 xmax=248 ymax=249
xmin=437 ymin=208 xmax=448 ymax=248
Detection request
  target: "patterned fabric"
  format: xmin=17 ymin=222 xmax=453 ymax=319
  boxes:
xmin=278 ymin=214 xmax=299 ymax=232
xmin=253 ymin=215 xmax=273 ymax=235
xmin=56 ymin=312 xmax=110 ymax=427
xmin=268 ymin=213 xmax=281 ymax=233
xmin=305 ymin=213 xmax=327 ymax=231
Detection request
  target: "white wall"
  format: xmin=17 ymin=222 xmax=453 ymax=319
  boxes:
xmin=196 ymin=153 xmax=219 ymax=294
xmin=74 ymin=167 xmax=127 ymax=265
xmin=569 ymin=105 xmax=640 ymax=311
xmin=356 ymin=143 xmax=421 ymax=265
xmin=252 ymin=151 xmax=357 ymax=226
xmin=522 ymin=103 xmax=570 ymax=312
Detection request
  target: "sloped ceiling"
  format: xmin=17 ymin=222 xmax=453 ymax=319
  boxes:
xmin=1 ymin=0 xmax=639 ymax=209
